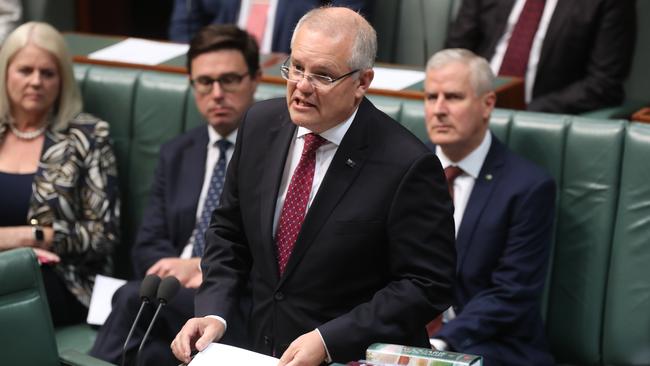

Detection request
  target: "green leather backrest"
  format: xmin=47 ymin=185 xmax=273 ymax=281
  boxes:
xmin=603 ymin=122 xmax=650 ymax=365
xmin=81 ymin=66 xmax=141 ymax=277
xmin=372 ymin=0 xmax=456 ymax=66
xmin=0 ymin=248 xmax=60 ymax=365
xmin=21 ymin=0 xmax=75 ymax=31
xmin=129 ymin=71 xmax=191 ymax=237
xmin=543 ymin=118 xmax=624 ymax=365
xmin=399 ymin=100 xmax=428 ymax=142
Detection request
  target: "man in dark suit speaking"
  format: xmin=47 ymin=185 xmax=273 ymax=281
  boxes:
xmin=424 ymin=48 xmax=556 ymax=366
xmin=171 ymin=6 xmax=456 ymax=365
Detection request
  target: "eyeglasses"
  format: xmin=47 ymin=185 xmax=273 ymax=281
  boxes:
xmin=280 ymin=58 xmax=359 ymax=90
xmin=190 ymin=72 xmax=250 ymax=94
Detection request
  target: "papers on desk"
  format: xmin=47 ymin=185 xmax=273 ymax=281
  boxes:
xmin=88 ymin=38 xmax=189 ymax=65
xmin=188 ymin=343 xmax=279 ymax=366
xmin=371 ymin=67 xmax=425 ymax=91
xmin=86 ymin=274 xmax=127 ymax=325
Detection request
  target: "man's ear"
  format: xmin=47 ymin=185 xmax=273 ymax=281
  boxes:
xmin=482 ymin=91 xmax=497 ymax=120
xmin=355 ymin=69 xmax=374 ymax=98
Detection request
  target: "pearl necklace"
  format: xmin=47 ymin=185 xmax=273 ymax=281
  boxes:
xmin=8 ymin=123 xmax=47 ymax=140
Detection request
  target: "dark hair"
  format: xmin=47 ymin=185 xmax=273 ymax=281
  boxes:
xmin=186 ymin=24 xmax=260 ymax=76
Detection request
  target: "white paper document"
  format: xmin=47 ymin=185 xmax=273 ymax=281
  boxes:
xmin=88 ymin=38 xmax=189 ymax=65
xmin=188 ymin=343 xmax=279 ymax=366
xmin=370 ymin=67 xmax=425 ymax=91
xmin=86 ymin=274 xmax=127 ymax=325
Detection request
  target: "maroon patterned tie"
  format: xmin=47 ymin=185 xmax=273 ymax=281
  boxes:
xmin=275 ymin=133 xmax=328 ymax=275
xmin=498 ymin=0 xmax=546 ymax=77
xmin=444 ymin=165 xmax=464 ymax=200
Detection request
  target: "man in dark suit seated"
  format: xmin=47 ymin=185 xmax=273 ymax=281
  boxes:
xmin=169 ymin=0 xmax=373 ymax=53
xmin=171 ymin=6 xmax=456 ymax=366
xmin=446 ymin=0 xmax=636 ymax=114
xmin=89 ymin=24 xmax=260 ymax=365
xmin=424 ymin=48 xmax=556 ymax=366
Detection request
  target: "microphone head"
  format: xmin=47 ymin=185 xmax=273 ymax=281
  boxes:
xmin=157 ymin=276 xmax=181 ymax=305
xmin=139 ymin=274 xmax=161 ymax=303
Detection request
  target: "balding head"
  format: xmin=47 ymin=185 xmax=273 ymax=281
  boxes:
xmin=291 ymin=6 xmax=377 ymax=70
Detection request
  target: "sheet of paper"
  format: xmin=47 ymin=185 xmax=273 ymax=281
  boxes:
xmin=86 ymin=274 xmax=127 ymax=325
xmin=88 ymin=38 xmax=189 ymax=65
xmin=188 ymin=342 xmax=279 ymax=366
xmin=370 ymin=67 xmax=425 ymax=91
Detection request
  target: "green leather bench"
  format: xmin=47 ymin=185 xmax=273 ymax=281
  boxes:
xmin=3 ymin=63 xmax=646 ymax=365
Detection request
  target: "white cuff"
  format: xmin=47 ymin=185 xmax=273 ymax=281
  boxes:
xmin=205 ymin=315 xmax=227 ymax=332
xmin=315 ymin=328 xmax=332 ymax=363
xmin=430 ymin=338 xmax=448 ymax=351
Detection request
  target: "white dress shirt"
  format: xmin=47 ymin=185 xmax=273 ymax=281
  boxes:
xmin=435 ymin=132 xmax=492 ymax=236
xmin=489 ymin=0 xmax=559 ymax=103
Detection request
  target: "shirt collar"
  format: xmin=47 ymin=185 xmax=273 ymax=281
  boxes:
xmin=295 ymin=107 xmax=359 ymax=146
xmin=207 ymin=125 xmax=238 ymax=147
xmin=436 ymin=132 xmax=492 ymax=179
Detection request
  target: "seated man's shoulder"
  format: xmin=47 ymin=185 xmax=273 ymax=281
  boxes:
xmin=500 ymin=144 xmax=555 ymax=190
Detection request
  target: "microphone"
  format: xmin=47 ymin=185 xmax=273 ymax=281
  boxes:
xmin=121 ymin=274 xmax=161 ymax=366
xmin=136 ymin=276 xmax=181 ymax=366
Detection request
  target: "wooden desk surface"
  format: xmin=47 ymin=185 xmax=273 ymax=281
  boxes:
xmin=64 ymin=33 xmax=525 ymax=109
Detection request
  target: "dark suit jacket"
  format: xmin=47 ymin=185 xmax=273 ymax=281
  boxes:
xmin=196 ymin=97 xmax=456 ymax=362
xmin=429 ymin=136 xmax=556 ymax=366
xmin=169 ymin=0 xmax=373 ymax=52
xmin=131 ymin=125 xmax=208 ymax=277
xmin=446 ymin=0 xmax=636 ymax=114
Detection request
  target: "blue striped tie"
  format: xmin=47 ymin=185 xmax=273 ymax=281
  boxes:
xmin=191 ymin=139 xmax=231 ymax=257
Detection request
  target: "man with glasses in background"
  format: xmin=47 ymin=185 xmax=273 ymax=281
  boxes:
xmin=90 ymin=24 xmax=259 ymax=366
xmin=171 ymin=6 xmax=456 ymax=366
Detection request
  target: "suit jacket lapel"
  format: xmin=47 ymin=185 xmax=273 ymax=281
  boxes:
xmin=487 ymin=0 xmax=517 ymax=56
xmin=455 ymin=136 xmax=506 ymax=270
xmin=279 ymin=99 xmax=372 ymax=283
xmin=177 ymin=128 xmax=209 ymax=237
xmin=537 ymin=0 xmax=571 ymax=76
xmin=260 ymin=111 xmax=296 ymax=279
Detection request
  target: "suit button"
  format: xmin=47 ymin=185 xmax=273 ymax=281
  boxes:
xmin=264 ymin=336 xmax=271 ymax=345
xmin=274 ymin=291 xmax=285 ymax=301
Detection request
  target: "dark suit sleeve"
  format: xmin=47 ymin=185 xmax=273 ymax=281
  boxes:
xmin=131 ymin=151 xmax=183 ymax=278
xmin=528 ymin=0 xmax=636 ymax=113
xmin=444 ymin=0 xmax=485 ymax=51
xmin=318 ymin=153 xmax=456 ymax=361
xmin=168 ymin=0 xmax=240 ymax=42
xmin=436 ymin=176 xmax=556 ymax=350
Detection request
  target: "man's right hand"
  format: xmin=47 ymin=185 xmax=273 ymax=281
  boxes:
xmin=171 ymin=317 xmax=225 ymax=364
xmin=147 ymin=257 xmax=201 ymax=287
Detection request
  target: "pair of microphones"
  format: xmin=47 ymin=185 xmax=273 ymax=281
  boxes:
xmin=121 ymin=274 xmax=181 ymax=366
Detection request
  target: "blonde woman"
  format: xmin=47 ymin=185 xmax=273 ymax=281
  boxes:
xmin=0 ymin=22 xmax=119 ymax=325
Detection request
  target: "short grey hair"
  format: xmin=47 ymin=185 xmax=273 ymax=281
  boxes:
xmin=426 ymin=48 xmax=495 ymax=96
xmin=291 ymin=6 xmax=377 ymax=70
xmin=0 ymin=22 xmax=82 ymax=131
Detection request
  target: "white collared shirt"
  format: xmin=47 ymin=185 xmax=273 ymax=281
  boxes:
xmin=436 ymin=132 xmax=492 ymax=236
xmin=180 ymin=126 xmax=237 ymax=258
xmin=489 ymin=0 xmax=559 ymax=103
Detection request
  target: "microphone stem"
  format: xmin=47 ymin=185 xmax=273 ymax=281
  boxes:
xmin=136 ymin=302 xmax=166 ymax=366
xmin=121 ymin=300 xmax=148 ymax=366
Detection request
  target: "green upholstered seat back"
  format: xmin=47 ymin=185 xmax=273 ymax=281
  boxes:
xmin=0 ymin=248 xmax=60 ymax=366
xmin=603 ymin=123 xmax=650 ymax=365
xmin=372 ymin=0 xmax=456 ymax=66
xmin=79 ymin=66 xmax=141 ymax=277
xmin=129 ymin=71 xmax=191 ymax=239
